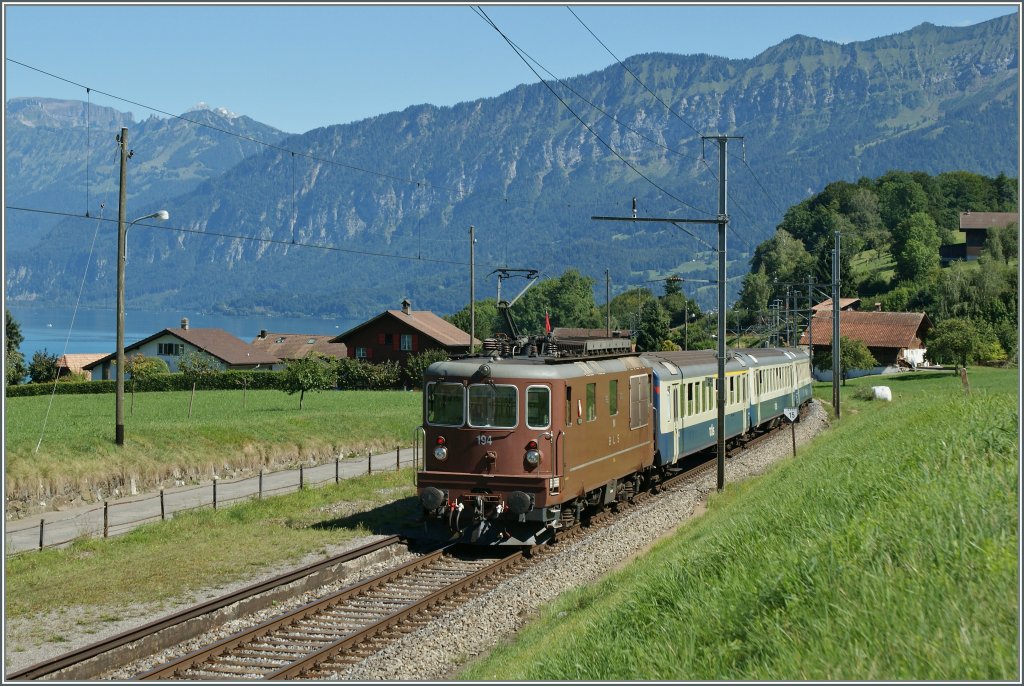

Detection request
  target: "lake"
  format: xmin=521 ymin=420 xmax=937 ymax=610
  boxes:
xmin=8 ymin=305 xmax=361 ymax=364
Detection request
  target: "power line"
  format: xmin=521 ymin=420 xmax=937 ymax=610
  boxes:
xmin=471 ymin=6 xmax=713 ymax=219
xmin=5 ymin=205 xmax=474 ymax=268
xmin=566 ymin=6 xmax=703 ymax=140
xmin=6 ymin=58 xmax=469 ymax=197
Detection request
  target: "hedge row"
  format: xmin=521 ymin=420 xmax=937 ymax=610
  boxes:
xmin=4 ymin=352 xmax=451 ymax=397
xmin=5 ymin=370 xmax=287 ymax=397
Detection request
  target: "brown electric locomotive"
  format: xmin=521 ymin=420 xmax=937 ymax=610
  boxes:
xmin=416 ymin=335 xmax=655 ymax=545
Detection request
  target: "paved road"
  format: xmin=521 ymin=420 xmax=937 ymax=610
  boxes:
xmin=4 ymin=447 xmax=419 ymax=556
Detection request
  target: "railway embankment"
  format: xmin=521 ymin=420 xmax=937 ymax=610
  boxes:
xmin=459 ymin=368 xmax=1019 ymax=681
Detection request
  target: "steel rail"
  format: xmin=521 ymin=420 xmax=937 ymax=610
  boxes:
xmin=134 ymin=545 xmax=463 ymax=680
xmin=267 ymin=551 xmax=524 ymax=679
xmin=6 ymin=535 xmax=404 ymax=681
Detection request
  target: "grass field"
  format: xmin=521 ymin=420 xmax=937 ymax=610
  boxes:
xmin=4 ymin=468 xmax=418 ymax=619
xmin=4 ymin=389 xmax=422 ymax=497
xmin=460 ymin=367 xmax=1019 ymax=681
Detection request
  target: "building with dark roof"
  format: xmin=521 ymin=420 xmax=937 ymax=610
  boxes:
xmin=940 ymin=211 xmax=1019 ymax=264
xmin=331 ymin=300 xmax=480 ymax=365
xmin=85 ymin=318 xmax=280 ymax=380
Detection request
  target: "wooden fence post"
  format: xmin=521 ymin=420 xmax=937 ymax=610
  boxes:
xmin=300 ymin=465 xmax=304 ymax=490
xmin=259 ymin=470 xmax=263 ymax=499
xmin=103 ymin=502 xmax=109 ymax=538
xmin=160 ymin=489 xmax=165 ymax=520
xmin=396 ymin=446 xmax=400 ymax=471
xmin=38 ymin=519 xmax=44 ymax=551
xmin=213 ymin=478 xmax=218 ymax=510
xmin=368 ymin=450 xmax=372 ymax=475
xmin=335 ymin=457 xmax=339 ymax=483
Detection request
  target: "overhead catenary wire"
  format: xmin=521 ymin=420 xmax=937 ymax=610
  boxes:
xmin=471 ymin=5 xmax=714 ymax=220
xmin=565 ymin=7 xmax=766 ymax=254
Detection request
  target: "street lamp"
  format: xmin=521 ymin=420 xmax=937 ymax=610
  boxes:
xmin=116 ymin=209 xmax=169 ymax=445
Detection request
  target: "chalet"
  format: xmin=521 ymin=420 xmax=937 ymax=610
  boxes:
xmin=331 ymin=300 xmax=480 ymax=365
xmin=939 ymin=211 xmax=1019 ymax=264
xmin=56 ymin=353 xmax=107 ymax=379
xmin=799 ymin=310 xmax=933 ymax=381
xmin=84 ymin=318 xmax=280 ymax=380
xmin=250 ymin=331 xmax=347 ymax=369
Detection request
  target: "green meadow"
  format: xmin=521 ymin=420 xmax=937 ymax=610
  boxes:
xmin=460 ymin=368 xmax=1019 ymax=681
xmin=4 ymin=389 xmax=422 ymax=496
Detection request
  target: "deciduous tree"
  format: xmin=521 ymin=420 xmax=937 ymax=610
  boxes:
xmin=281 ymin=353 xmax=337 ymax=409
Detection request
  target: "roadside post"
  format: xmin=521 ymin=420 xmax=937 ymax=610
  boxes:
xmin=783 ymin=407 xmax=799 ymax=457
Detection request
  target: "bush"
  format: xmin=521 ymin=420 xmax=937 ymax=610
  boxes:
xmin=402 ymin=349 xmax=451 ymax=389
xmin=336 ymin=358 xmax=402 ymax=390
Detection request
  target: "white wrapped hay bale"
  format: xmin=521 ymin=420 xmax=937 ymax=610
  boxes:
xmin=872 ymin=386 xmax=892 ymax=401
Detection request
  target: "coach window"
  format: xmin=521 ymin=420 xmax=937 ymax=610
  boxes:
xmin=469 ymin=384 xmax=517 ymax=429
xmin=527 ymin=386 xmax=551 ymax=429
xmin=426 ymin=382 xmax=465 ymax=427
xmin=586 ymin=383 xmax=597 ymax=421
xmin=673 ymin=385 xmax=680 ymax=420
xmin=609 ymin=379 xmax=619 ymax=416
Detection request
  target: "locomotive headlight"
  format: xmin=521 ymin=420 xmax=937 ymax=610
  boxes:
xmin=524 ymin=440 xmax=541 ymax=467
xmin=433 ymin=436 xmax=448 ymax=461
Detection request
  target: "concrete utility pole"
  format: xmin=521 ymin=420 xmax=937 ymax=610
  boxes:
xmin=469 ymin=225 xmax=476 ymax=354
xmin=710 ymin=135 xmax=737 ymax=493
xmin=605 ymin=269 xmax=611 ymax=337
xmin=115 ymin=127 xmax=129 ymax=446
xmin=592 ymin=134 xmax=740 ymax=492
xmin=832 ymin=231 xmax=841 ymax=419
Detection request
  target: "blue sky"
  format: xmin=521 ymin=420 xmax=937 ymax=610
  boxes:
xmin=4 ymin=2 xmax=1019 ymax=134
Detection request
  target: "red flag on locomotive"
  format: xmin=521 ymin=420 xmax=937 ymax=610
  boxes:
xmin=544 ymin=311 xmax=551 ymax=333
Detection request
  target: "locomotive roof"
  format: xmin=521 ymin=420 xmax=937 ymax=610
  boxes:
xmin=425 ymin=353 xmax=648 ymax=382
xmin=424 ymin=346 xmax=809 ymax=383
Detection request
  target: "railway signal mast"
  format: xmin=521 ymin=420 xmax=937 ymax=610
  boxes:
xmin=593 ymin=135 xmax=741 ymax=491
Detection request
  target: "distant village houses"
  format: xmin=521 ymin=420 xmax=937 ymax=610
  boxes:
xmin=249 ymin=331 xmax=346 ymax=369
xmin=84 ymin=318 xmax=280 ymax=380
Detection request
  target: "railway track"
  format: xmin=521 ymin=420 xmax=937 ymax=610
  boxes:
xmin=10 ymin=408 xmax=808 ymax=681
xmin=5 ymin=535 xmax=407 ymax=681
xmin=134 ymin=547 xmax=526 ymax=680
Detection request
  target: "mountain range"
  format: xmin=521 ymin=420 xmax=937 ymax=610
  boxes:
xmin=4 ymin=13 xmax=1019 ymax=318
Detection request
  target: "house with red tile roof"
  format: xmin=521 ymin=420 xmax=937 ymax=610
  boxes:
xmin=250 ymin=331 xmax=347 ymax=368
xmin=56 ymin=353 xmax=107 ymax=379
xmin=331 ymin=299 xmax=479 ymax=365
xmin=799 ymin=310 xmax=933 ymax=380
xmin=84 ymin=318 xmax=280 ymax=380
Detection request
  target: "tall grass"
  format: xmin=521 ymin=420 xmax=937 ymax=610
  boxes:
xmin=461 ymin=368 xmax=1019 ymax=681
xmin=4 ymin=389 xmax=421 ymax=497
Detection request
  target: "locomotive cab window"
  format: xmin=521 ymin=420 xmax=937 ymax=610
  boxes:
xmin=468 ymin=384 xmax=518 ymax=429
xmin=586 ymin=383 xmax=597 ymax=421
xmin=526 ymin=386 xmax=551 ymax=429
xmin=426 ymin=382 xmax=465 ymax=427
xmin=609 ymin=379 xmax=619 ymax=416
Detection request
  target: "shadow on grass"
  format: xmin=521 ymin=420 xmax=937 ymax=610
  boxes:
xmin=311 ymin=496 xmax=424 ymax=539
xmin=884 ymin=371 xmax=955 ymax=383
